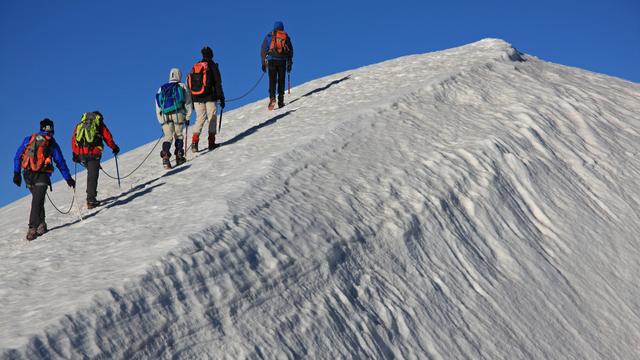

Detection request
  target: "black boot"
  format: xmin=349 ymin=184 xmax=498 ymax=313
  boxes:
xmin=26 ymin=228 xmax=38 ymax=241
xmin=36 ymin=222 xmax=48 ymax=236
xmin=87 ymin=199 xmax=101 ymax=209
xmin=175 ymin=139 xmax=186 ymax=165
xmin=162 ymin=155 xmax=172 ymax=169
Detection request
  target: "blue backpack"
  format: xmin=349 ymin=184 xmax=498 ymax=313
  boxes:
xmin=156 ymin=82 xmax=186 ymax=114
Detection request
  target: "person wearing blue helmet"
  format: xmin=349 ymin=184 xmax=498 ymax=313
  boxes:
xmin=261 ymin=21 xmax=294 ymax=110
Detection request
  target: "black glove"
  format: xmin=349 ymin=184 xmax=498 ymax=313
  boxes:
xmin=261 ymin=63 xmax=266 ymax=73
xmin=112 ymin=145 xmax=120 ymax=155
xmin=220 ymin=98 xmax=225 ymax=109
xmin=287 ymin=61 xmax=292 ymax=73
xmin=13 ymin=172 xmax=21 ymax=187
xmin=72 ymin=154 xmax=79 ymax=163
xmin=66 ymin=178 xmax=76 ymax=188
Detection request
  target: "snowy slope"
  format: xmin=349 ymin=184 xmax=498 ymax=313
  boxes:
xmin=2 ymin=39 xmax=640 ymax=359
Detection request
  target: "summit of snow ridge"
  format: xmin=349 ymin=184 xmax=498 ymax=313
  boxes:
xmin=467 ymin=38 xmax=525 ymax=62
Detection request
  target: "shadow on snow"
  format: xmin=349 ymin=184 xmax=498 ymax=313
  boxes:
xmin=289 ymin=75 xmax=351 ymax=105
xmin=47 ymin=165 xmax=191 ymax=233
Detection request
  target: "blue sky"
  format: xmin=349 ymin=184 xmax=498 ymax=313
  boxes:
xmin=2 ymin=0 xmax=639 ymax=207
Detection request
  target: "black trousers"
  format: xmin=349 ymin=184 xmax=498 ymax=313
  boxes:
xmin=24 ymin=172 xmax=49 ymax=228
xmin=268 ymin=60 xmax=287 ymax=102
xmin=85 ymin=159 xmax=100 ymax=202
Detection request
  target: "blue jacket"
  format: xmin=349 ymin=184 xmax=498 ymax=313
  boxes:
xmin=261 ymin=22 xmax=294 ymax=62
xmin=14 ymin=131 xmax=72 ymax=181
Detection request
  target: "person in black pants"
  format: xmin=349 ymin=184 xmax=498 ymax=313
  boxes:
xmin=13 ymin=119 xmax=75 ymax=240
xmin=261 ymin=21 xmax=294 ymax=110
xmin=71 ymin=111 xmax=120 ymax=209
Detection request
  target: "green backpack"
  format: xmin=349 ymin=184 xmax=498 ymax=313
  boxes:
xmin=75 ymin=112 xmax=101 ymax=145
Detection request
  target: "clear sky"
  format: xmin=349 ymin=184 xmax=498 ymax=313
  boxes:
xmin=1 ymin=0 xmax=638 ymax=207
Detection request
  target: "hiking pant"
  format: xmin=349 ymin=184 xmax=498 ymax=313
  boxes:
xmin=268 ymin=59 xmax=287 ymax=102
xmin=161 ymin=112 xmax=186 ymax=142
xmin=193 ymin=101 xmax=217 ymax=136
xmin=24 ymin=172 xmax=49 ymax=228
xmin=161 ymin=112 xmax=186 ymax=157
xmin=85 ymin=159 xmax=100 ymax=202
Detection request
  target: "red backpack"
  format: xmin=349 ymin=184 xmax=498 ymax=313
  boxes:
xmin=21 ymin=134 xmax=53 ymax=173
xmin=269 ymin=31 xmax=290 ymax=56
xmin=187 ymin=62 xmax=209 ymax=95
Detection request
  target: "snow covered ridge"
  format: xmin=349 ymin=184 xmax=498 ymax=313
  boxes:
xmin=2 ymin=38 xmax=640 ymax=358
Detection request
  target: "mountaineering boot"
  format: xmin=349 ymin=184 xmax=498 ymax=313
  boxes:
xmin=160 ymin=142 xmax=172 ymax=169
xmin=162 ymin=155 xmax=172 ymax=169
xmin=174 ymin=139 xmax=185 ymax=165
xmin=36 ymin=222 xmax=48 ymax=236
xmin=278 ymin=96 xmax=285 ymax=109
xmin=191 ymin=133 xmax=200 ymax=153
xmin=87 ymin=199 xmax=101 ymax=209
xmin=268 ymin=98 xmax=276 ymax=111
xmin=26 ymin=228 xmax=38 ymax=241
xmin=208 ymin=133 xmax=217 ymax=151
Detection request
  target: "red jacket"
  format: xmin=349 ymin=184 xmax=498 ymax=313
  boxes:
xmin=71 ymin=120 xmax=117 ymax=158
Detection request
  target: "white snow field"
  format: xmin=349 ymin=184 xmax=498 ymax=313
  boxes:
xmin=2 ymin=39 xmax=640 ymax=359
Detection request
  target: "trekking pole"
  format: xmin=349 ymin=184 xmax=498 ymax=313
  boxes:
xmin=114 ymin=153 xmax=121 ymax=188
xmin=288 ymin=72 xmax=291 ymax=95
xmin=185 ymin=119 xmax=189 ymax=154
xmin=217 ymin=106 xmax=224 ymax=133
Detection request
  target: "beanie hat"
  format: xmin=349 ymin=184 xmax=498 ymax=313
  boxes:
xmin=40 ymin=118 xmax=54 ymax=133
xmin=201 ymin=46 xmax=213 ymax=59
xmin=274 ymin=21 xmax=284 ymax=31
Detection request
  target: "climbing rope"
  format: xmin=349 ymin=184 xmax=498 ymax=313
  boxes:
xmin=226 ymin=72 xmax=265 ymax=102
xmin=99 ymin=73 xmax=264 ymax=182
xmin=100 ymin=136 xmax=163 ymax=180
xmin=46 ymin=163 xmax=77 ymax=215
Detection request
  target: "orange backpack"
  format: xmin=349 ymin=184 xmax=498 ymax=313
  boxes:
xmin=21 ymin=134 xmax=53 ymax=173
xmin=269 ymin=31 xmax=290 ymax=56
xmin=187 ymin=61 xmax=209 ymax=95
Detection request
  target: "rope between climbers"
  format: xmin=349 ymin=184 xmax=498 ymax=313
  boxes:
xmin=47 ymin=163 xmax=77 ymax=215
xmin=101 ymin=136 xmax=163 ymax=180
xmin=226 ymin=72 xmax=265 ymax=102
xmin=101 ymin=73 xmax=263 ymax=179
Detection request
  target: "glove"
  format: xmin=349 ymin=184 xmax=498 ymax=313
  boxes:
xmin=287 ymin=61 xmax=292 ymax=73
xmin=66 ymin=178 xmax=76 ymax=188
xmin=13 ymin=172 xmax=21 ymax=187
xmin=112 ymin=145 xmax=120 ymax=155
xmin=261 ymin=63 xmax=266 ymax=72
xmin=220 ymin=98 xmax=225 ymax=109
xmin=72 ymin=154 xmax=79 ymax=163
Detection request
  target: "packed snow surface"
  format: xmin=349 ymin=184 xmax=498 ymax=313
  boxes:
xmin=1 ymin=39 xmax=640 ymax=359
